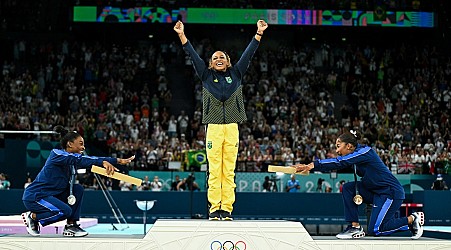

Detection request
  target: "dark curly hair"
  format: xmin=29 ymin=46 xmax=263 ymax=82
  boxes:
xmin=53 ymin=125 xmax=81 ymax=149
xmin=338 ymin=130 xmax=361 ymax=147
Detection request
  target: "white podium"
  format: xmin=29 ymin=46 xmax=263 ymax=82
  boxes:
xmin=1 ymin=219 xmax=450 ymax=250
xmin=138 ymin=219 xmax=320 ymax=250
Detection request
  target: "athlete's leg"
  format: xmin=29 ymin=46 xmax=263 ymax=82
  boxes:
xmin=220 ymin=123 xmax=238 ymax=214
xmin=24 ymin=196 xmax=71 ymax=227
xmin=368 ymin=195 xmax=408 ymax=236
xmin=342 ymin=182 xmax=361 ymax=223
xmin=206 ymin=124 xmax=224 ymax=213
xmin=55 ymin=184 xmax=84 ymax=223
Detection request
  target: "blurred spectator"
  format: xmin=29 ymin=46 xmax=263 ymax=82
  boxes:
xmin=286 ymin=174 xmax=300 ymax=192
xmin=0 ymin=173 xmax=11 ymax=190
xmin=339 ymin=180 xmax=346 ymax=193
xmin=119 ymin=180 xmax=133 ymax=191
xmin=150 ymin=176 xmax=162 ymax=191
xmin=170 ymin=175 xmax=181 ymax=191
xmin=176 ymin=174 xmax=200 ymax=191
xmin=24 ymin=177 xmax=33 ymax=189
xmin=316 ymin=178 xmax=325 ymax=192
xmin=177 ymin=110 xmax=189 ymax=139
xmin=431 ymin=174 xmax=448 ymax=190
xmin=138 ymin=176 xmax=151 ymax=191
xmin=262 ymin=176 xmax=278 ymax=192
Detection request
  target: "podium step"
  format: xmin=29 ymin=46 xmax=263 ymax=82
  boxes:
xmin=142 ymin=219 xmax=316 ymax=249
xmin=1 ymin=219 xmax=450 ymax=250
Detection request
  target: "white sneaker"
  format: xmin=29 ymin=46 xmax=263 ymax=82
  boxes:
xmin=336 ymin=225 xmax=365 ymax=239
xmin=63 ymin=224 xmax=88 ymax=237
xmin=410 ymin=212 xmax=425 ymax=240
xmin=21 ymin=211 xmax=40 ymax=236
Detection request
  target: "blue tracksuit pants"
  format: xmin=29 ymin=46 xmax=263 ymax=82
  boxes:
xmin=342 ymin=181 xmax=410 ymax=235
xmin=23 ymin=184 xmax=84 ymax=227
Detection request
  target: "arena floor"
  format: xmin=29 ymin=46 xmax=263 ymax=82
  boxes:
xmin=1 ymin=219 xmax=450 ymax=250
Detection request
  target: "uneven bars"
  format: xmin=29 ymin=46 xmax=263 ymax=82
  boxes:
xmin=0 ymin=130 xmax=58 ymax=134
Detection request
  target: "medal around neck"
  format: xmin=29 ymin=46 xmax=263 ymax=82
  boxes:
xmin=353 ymin=194 xmax=363 ymax=205
xmin=68 ymin=195 xmax=76 ymax=205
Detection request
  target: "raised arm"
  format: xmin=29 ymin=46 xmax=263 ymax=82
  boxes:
xmin=174 ymin=20 xmax=208 ymax=79
xmin=174 ymin=21 xmax=188 ymax=45
xmin=254 ymin=19 xmax=268 ymax=42
xmin=234 ymin=20 xmax=269 ymax=74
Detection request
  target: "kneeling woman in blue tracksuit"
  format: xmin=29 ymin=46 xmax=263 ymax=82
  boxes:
xmin=22 ymin=125 xmax=135 ymax=237
xmin=295 ymin=130 xmax=424 ymax=239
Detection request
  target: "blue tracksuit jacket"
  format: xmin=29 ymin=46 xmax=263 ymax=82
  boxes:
xmin=313 ymin=144 xmax=405 ymax=199
xmin=23 ymin=149 xmax=117 ymax=202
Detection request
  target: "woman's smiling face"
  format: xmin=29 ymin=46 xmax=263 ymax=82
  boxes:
xmin=210 ymin=51 xmax=229 ymax=72
xmin=66 ymin=136 xmax=85 ymax=154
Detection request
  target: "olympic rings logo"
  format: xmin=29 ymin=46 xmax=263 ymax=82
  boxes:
xmin=210 ymin=240 xmax=246 ymax=250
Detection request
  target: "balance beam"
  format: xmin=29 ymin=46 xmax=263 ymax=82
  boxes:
xmin=268 ymin=165 xmax=309 ymax=176
xmin=91 ymin=165 xmax=142 ymax=186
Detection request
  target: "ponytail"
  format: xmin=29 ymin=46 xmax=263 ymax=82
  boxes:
xmin=338 ymin=130 xmax=361 ymax=147
xmin=53 ymin=125 xmax=80 ymax=149
xmin=53 ymin=125 xmax=68 ymax=137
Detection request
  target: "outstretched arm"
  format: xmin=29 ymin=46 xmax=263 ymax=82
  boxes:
xmin=103 ymin=155 xmax=135 ymax=175
xmin=174 ymin=21 xmax=188 ymax=45
xmin=294 ymin=162 xmax=314 ymax=173
xmin=174 ymin=20 xmax=208 ymax=79
xmin=234 ymin=19 xmax=269 ymax=73
xmin=254 ymin=19 xmax=268 ymax=42
xmin=117 ymin=155 xmax=135 ymax=165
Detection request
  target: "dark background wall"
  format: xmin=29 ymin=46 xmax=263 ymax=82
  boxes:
xmin=1 ymin=190 xmax=449 ymax=228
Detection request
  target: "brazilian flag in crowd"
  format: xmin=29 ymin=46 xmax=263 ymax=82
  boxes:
xmin=185 ymin=149 xmax=207 ymax=171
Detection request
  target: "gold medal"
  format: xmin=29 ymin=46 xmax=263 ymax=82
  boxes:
xmin=353 ymin=194 xmax=363 ymax=205
xmin=68 ymin=195 xmax=76 ymax=205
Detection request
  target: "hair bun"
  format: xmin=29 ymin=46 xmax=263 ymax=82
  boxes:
xmin=53 ymin=125 xmax=69 ymax=136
